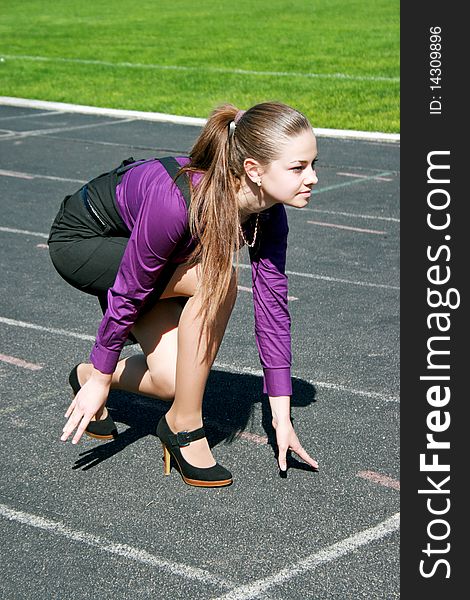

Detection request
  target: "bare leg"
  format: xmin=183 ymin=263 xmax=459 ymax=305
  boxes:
xmin=164 ymin=274 xmax=237 ymax=468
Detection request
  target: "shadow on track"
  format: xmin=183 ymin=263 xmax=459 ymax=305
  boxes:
xmin=72 ymin=370 xmax=317 ymax=472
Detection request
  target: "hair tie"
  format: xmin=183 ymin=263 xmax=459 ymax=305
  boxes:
xmin=229 ymin=109 xmax=245 ymax=137
xmin=234 ymin=109 xmax=245 ymax=124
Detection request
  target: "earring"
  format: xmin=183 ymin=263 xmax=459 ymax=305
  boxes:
xmin=257 ymin=178 xmax=262 ymax=187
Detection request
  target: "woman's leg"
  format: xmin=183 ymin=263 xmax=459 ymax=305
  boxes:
xmin=161 ymin=264 xmax=238 ymax=468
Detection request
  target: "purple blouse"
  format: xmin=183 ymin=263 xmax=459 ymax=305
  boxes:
xmin=89 ymin=157 xmax=292 ymax=396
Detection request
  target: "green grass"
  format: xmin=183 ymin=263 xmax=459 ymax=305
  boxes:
xmin=0 ymin=0 xmax=399 ymax=132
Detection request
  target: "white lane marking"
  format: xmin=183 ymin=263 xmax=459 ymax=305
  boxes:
xmin=0 ymin=317 xmax=95 ymax=341
xmin=337 ymin=171 xmax=394 ymax=182
xmin=0 ymin=54 xmax=400 ymax=83
xmin=0 ymin=353 xmax=43 ymax=371
xmin=0 ymin=110 xmax=64 ymax=122
xmin=212 ymin=513 xmax=400 ymax=600
xmin=0 ymin=168 xmax=86 ymax=183
xmin=0 ymin=226 xmax=49 ymax=239
xmin=0 ymin=318 xmax=399 ymax=403
xmin=0 ymin=169 xmax=34 ymax=179
xmin=213 ymin=362 xmax=399 ymax=403
xmin=0 ymin=97 xmax=400 ymax=142
xmin=313 ymin=171 xmax=394 ymax=194
xmin=0 ymin=503 xmax=232 ymax=590
xmin=237 ymin=285 xmax=298 ymax=301
xmin=237 ymin=264 xmax=399 ymax=291
xmin=296 ymin=208 xmax=399 ymax=223
xmin=307 ymin=220 xmax=387 ymax=235
xmin=2 ymin=117 xmax=137 ymax=140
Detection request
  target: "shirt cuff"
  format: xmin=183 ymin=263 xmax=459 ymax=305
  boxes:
xmin=90 ymin=342 xmax=121 ymax=374
xmin=263 ymin=367 xmax=292 ymax=397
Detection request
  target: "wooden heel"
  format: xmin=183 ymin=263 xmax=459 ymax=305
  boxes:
xmin=162 ymin=443 xmax=171 ymax=475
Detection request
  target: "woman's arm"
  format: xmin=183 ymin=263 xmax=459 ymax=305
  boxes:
xmin=250 ymin=205 xmax=318 ymax=471
xmin=90 ymin=178 xmax=191 ymax=374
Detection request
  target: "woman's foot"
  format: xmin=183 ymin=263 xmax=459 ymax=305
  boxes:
xmin=165 ymin=413 xmax=216 ymax=468
xmin=156 ymin=415 xmax=232 ymax=487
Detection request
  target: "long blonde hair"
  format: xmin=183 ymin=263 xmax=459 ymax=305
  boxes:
xmin=180 ymin=101 xmax=312 ymax=333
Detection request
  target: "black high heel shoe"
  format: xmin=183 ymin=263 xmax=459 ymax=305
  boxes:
xmin=68 ymin=364 xmax=118 ymax=440
xmin=156 ymin=415 xmax=233 ymax=487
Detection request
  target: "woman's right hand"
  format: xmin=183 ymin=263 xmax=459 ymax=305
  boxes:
xmin=61 ymin=370 xmax=112 ymax=444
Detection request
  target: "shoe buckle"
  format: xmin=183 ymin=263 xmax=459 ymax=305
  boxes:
xmin=176 ymin=431 xmax=192 ymax=447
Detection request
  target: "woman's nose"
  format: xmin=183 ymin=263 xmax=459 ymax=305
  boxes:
xmin=304 ymin=165 xmax=318 ymax=186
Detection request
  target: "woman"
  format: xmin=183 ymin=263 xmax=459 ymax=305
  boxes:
xmin=48 ymin=101 xmax=319 ymax=488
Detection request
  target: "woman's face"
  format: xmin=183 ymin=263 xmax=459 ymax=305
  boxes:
xmin=260 ymin=129 xmax=318 ymax=209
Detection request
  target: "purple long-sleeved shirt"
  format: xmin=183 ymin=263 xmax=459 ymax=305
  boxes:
xmin=89 ymin=157 xmax=292 ymax=396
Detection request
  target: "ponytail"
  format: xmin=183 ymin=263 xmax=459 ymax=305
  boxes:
xmin=180 ymin=104 xmax=240 ymax=335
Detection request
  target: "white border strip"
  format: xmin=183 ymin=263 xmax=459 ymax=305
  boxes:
xmin=0 ymin=503 xmax=232 ymax=590
xmin=0 ymin=97 xmax=400 ymax=143
xmin=214 ymin=513 xmax=400 ymax=599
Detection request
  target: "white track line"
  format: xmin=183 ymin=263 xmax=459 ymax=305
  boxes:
xmin=313 ymin=171 xmax=395 ymax=194
xmin=0 ymin=316 xmax=95 ymax=341
xmin=0 ymin=226 xmax=49 ymax=239
xmin=1 ymin=117 xmax=136 ymax=141
xmin=215 ymin=362 xmax=399 ymax=403
xmin=338 ymin=171 xmax=394 ymax=182
xmin=0 ymin=169 xmax=86 ymax=184
xmin=0 ymin=318 xmax=398 ymax=403
xmin=237 ymin=264 xmax=399 ymax=291
xmin=298 ymin=208 xmax=399 ymax=223
xmin=307 ymin=220 xmax=386 ymax=235
xmin=0 ymin=54 xmax=400 ymax=83
xmin=0 ymin=503 xmax=232 ymax=590
xmin=0 ymin=110 xmax=64 ymax=121
xmin=0 ymin=97 xmax=400 ymax=142
xmin=213 ymin=513 xmax=400 ymax=600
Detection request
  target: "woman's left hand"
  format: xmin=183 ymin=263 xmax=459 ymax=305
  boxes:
xmin=273 ymin=418 xmax=319 ymax=472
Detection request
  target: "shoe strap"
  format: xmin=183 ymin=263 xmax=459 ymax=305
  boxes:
xmin=169 ymin=427 xmax=206 ymax=448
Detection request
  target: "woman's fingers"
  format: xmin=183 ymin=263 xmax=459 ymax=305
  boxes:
xmin=64 ymin=398 xmax=76 ymax=418
xmin=277 ymin=445 xmax=289 ymax=472
xmin=71 ymin=415 xmax=91 ymax=445
xmin=292 ymin=444 xmax=319 ymax=470
xmin=61 ymin=413 xmax=81 ymax=441
xmin=277 ymin=445 xmax=318 ymax=472
xmin=61 ymin=400 xmax=92 ymax=443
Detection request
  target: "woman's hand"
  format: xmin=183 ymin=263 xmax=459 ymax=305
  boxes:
xmin=269 ymin=395 xmax=318 ymax=472
xmin=61 ymin=370 xmax=112 ymax=444
xmin=273 ymin=418 xmax=319 ymax=472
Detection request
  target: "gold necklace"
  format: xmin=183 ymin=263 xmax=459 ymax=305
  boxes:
xmin=239 ymin=213 xmax=260 ymax=248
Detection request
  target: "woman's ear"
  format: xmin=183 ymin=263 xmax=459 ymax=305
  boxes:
xmin=243 ymin=158 xmax=263 ymax=185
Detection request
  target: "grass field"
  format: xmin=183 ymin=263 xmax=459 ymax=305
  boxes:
xmin=0 ymin=0 xmax=399 ymax=133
